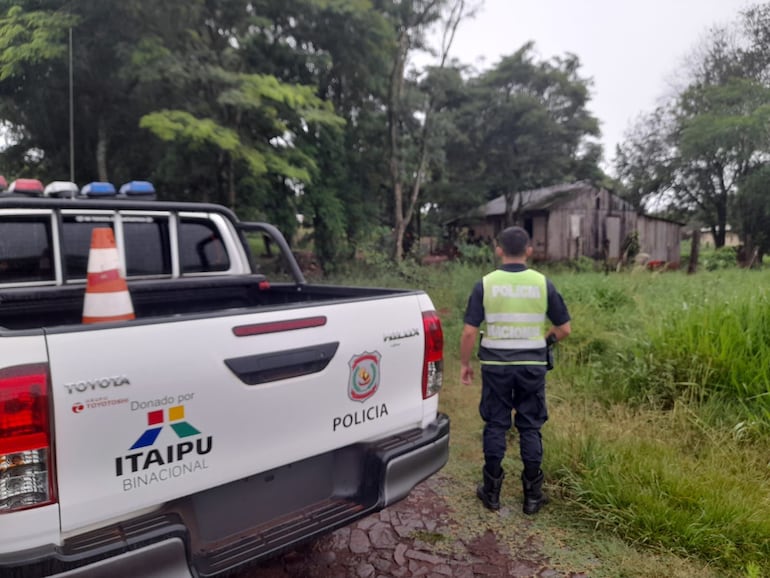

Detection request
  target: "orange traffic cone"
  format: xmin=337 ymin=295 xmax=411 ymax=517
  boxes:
xmin=82 ymin=228 xmax=135 ymax=324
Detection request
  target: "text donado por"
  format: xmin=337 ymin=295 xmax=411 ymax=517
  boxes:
xmin=333 ymin=403 xmax=388 ymax=431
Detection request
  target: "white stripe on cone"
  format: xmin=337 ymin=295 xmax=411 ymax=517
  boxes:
xmin=82 ymin=291 xmax=134 ymax=318
xmin=86 ymin=248 xmax=121 ymax=272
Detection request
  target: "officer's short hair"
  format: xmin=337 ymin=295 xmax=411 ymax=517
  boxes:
xmin=497 ymin=226 xmax=530 ymax=257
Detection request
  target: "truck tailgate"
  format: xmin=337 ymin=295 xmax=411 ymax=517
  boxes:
xmin=46 ymin=294 xmax=430 ymax=533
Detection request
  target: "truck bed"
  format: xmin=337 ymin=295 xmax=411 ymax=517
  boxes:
xmin=0 ymin=276 xmax=412 ymax=331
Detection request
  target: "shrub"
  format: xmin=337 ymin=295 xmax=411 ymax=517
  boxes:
xmin=702 ymin=246 xmax=738 ymax=271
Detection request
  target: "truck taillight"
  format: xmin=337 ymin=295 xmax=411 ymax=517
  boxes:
xmin=0 ymin=363 xmax=56 ymax=513
xmin=422 ymin=311 xmax=444 ymax=399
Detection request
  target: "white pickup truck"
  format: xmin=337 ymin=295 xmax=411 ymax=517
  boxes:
xmin=0 ymin=192 xmax=449 ymax=577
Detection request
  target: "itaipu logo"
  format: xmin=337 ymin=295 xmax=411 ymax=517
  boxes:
xmin=115 ymin=404 xmax=213 ymax=480
xmin=348 ymin=351 xmax=381 ymax=402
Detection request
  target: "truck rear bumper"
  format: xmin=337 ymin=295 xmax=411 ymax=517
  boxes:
xmin=380 ymin=413 xmax=451 ymax=506
xmin=0 ymin=413 xmax=450 ymax=578
xmin=51 ymin=538 xmax=191 ymax=578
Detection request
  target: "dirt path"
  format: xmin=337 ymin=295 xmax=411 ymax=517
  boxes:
xmin=240 ymin=474 xmax=590 ymax=578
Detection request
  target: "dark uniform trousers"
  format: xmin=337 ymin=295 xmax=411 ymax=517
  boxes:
xmin=479 ymin=364 xmax=549 ymax=466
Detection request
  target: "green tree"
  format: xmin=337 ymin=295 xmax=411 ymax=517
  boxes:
xmin=0 ymin=1 xmax=216 ymax=185
xmin=614 ymin=108 xmax=676 ymax=211
xmin=616 ymin=6 xmax=770 ymax=249
xmin=133 ymin=0 xmax=346 ymax=230
xmin=443 ymin=42 xmax=602 ymax=226
xmin=0 ymin=2 xmax=94 ymax=181
xmin=677 ymin=78 xmax=770 ymax=247
xmin=242 ymin=0 xmax=395 ymax=265
xmin=735 ymin=165 xmax=770 ymax=265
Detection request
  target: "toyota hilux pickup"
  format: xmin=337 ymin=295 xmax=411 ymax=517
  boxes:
xmin=0 ymin=190 xmax=449 ymax=577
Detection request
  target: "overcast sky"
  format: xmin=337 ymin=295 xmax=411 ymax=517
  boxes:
xmin=417 ymin=0 xmax=754 ymax=173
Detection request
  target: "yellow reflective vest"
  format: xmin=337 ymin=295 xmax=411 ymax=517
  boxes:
xmin=481 ymin=268 xmax=547 ymax=365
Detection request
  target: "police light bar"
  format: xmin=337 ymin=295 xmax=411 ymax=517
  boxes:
xmin=44 ymin=181 xmax=79 ymax=199
xmin=8 ymin=179 xmax=44 ymax=196
xmin=80 ymin=182 xmax=116 ymax=197
xmin=118 ymin=181 xmax=156 ymax=198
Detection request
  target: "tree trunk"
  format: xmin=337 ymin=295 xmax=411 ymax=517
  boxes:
xmin=688 ymin=230 xmax=700 ymax=274
xmin=228 ymin=154 xmax=236 ymax=210
xmin=388 ymin=0 xmax=465 ymax=261
xmin=388 ymin=29 xmax=409 ymax=262
xmin=96 ymin=119 xmax=108 ymax=183
xmin=395 ymin=0 xmax=467 ymax=260
xmin=748 ymin=247 xmax=760 ymax=269
xmin=393 ymin=184 xmax=405 ymax=261
xmin=396 ymin=146 xmax=429 ymax=259
xmin=715 ymin=190 xmax=728 ymax=248
xmin=228 ymin=110 xmax=242 ymax=211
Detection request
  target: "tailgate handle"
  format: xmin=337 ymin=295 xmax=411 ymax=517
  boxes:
xmin=224 ymin=342 xmax=339 ymax=385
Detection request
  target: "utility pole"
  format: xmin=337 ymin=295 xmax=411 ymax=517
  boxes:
xmin=69 ymin=27 xmax=74 ymax=183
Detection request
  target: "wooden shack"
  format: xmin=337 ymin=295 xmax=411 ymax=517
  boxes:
xmin=456 ymin=182 xmax=682 ymax=265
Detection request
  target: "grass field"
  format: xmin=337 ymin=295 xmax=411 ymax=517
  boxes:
xmin=328 ymin=260 xmax=770 ymax=578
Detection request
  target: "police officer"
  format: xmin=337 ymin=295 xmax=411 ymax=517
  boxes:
xmin=460 ymin=226 xmax=571 ymax=514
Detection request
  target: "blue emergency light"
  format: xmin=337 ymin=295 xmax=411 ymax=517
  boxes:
xmin=81 ymin=182 xmax=116 ymax=197
xmin=119 ymin=181 xmax=156 ymax=198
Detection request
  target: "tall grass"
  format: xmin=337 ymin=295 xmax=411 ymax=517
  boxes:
xmin=553 ymin=269 xmax=770 ymax=429
xmin=542 ymin=268 xmax=770 ymax=576
xmin=548 ymin=403 xmax=770 ymax=572
xmin=544 ymin=268 xmax=770 ymax=575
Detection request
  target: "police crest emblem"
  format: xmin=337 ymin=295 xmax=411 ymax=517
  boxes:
xmin=348 ymin=351 xmax=381 ymax=402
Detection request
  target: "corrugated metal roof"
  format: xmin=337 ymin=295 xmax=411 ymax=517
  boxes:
xmin=448 ymin=181 xmax=684 ymax=226
xmin=482 ymin=182 xmax=590 ymax=216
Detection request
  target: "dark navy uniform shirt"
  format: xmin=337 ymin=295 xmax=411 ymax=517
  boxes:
xmin=463 ymin=263 xmax=571 ymax=362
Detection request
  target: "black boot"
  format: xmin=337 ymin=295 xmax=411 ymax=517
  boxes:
xmin=476 ymin=467 xmax=504 ymax=511
xmin=521 ymin=470 xmax=548 ymax=515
